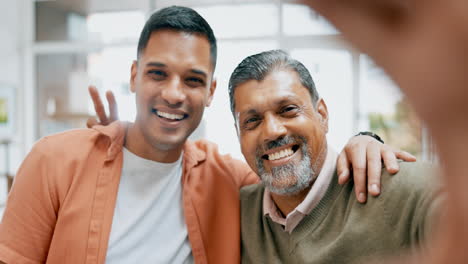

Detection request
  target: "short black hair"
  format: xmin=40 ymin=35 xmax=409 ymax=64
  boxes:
xmin=228 ymin=49 xmax=320 ymax=116
xmin=137 ymin=6 xmax=217 ymax=70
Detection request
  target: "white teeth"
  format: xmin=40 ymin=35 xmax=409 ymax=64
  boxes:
xmin=268 ymin=148 xmax=294 ymax=161
xmin=157 ymin=110 xmax=184 ymax=120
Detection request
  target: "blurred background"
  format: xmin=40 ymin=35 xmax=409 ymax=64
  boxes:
xmin=0 ymin=0 xmax=436 ymax=209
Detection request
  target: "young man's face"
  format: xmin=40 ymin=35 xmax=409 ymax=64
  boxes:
xmin=234 ymin=69 xmax=328 ymax=195
xmin=130 ymin=29 xmax=216 ymax=154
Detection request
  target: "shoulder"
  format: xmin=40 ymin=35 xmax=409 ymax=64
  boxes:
xmin=190 ymin=139 xmax=237 ymax=160
xmin=240 ymin=184 xmax=265 ymax=218
xmin=376 ymin=161 xmax=442 ymax=229
xmin=375 ymin=161 xmax=441 ymax=211
xmin=189 ymin=139 xmax=252 ymax=172
xmin=32 ymin=128 xmax=104 ymax=159
xmin=240 ymin=184 xmax=265 ymax=202
xmin=379 ymin=161 xmax=440 ymax=198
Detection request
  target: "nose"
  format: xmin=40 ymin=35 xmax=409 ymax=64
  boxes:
xmin=261 ymin=113 xmax=287 ymax=144
xmin=161 ymin=77 xmax=186 ymax=106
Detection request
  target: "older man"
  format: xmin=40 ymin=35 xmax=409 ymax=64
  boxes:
xmin=231 ymin=50 xmax=443 ymax=263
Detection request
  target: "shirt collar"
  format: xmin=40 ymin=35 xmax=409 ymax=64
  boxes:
xmin=182 ymin=139 xmax=207 ymax=170
xmin=92 ymin=121 xmax=128 ymax=161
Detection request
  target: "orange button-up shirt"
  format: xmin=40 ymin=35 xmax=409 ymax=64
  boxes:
xmin=0 ymin=121 xmax=257 ymax=264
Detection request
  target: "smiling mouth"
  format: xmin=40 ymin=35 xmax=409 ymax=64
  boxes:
xmin=152 ymin=109 xmax=188 ymax=121
xmin=262 ymin=145 xmax=300 ymax=161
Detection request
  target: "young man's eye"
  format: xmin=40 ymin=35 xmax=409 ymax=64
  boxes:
xmin=148 ymin=70 xmax=167 ymax=79
xmin=186 ymin=77 xmax=205 ymax=86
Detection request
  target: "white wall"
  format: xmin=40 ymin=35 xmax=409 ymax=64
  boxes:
xmin=0 ymin=0 xmax=28 ymax=204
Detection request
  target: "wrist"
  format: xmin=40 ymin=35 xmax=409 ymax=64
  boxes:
xmin=355 ymin=131 xmax=384 ymax=144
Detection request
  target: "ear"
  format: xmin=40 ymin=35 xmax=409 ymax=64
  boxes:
xmin=130 ymin=60 xmax=138 ymax=93
xmin=206 ymin=78 xmax=217 ymax=107
xmin=316 ymin=98 xmax=329 ymax=133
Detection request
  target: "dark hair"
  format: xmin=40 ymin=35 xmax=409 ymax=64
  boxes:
xmin=137 ymin=6 xmax=217 ymax=70
xmin=228 ymin=49 xmax=320 ymax=116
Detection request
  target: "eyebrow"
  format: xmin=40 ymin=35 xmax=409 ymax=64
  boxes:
xmin=145 ymin=62 xmax=166 ymax=68
xmin=238 ymin=96 xmax=299 ymax=118
xmin=276 ymin=97 xmax=297 ymax=106
xmin=145 ymin=62 xmax=208 ymax=78
xmin=239 ymin=109 xmax=259 ymax=119
xmin=190 ymin=69 xmax=208 ymax=78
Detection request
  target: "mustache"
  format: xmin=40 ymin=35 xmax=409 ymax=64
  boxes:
xmin=256 ymin=135 xmax=306 ymax=155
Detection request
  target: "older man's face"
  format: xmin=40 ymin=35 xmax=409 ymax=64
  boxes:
xmin=234 ymin=69 xmax=329 ymax=195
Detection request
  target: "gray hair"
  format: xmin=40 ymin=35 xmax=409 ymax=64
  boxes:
xmin=228 ymin=49 xmax=320 ymax=117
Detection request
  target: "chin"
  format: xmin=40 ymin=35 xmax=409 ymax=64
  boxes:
xmin=143 ymin=129 xmax=187 ymax=152
xmin=152 ymin=137 xmax=186 ymax=151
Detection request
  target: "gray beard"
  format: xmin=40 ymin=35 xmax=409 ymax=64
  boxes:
xmin=256 ymin=136 xmax=316 ymax=196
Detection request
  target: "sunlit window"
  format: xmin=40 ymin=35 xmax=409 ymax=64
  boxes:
xmin=87 ymin=46 xmax=136 ymax=122
xmin=282 ymin=3 xmax=338 ymax=36
xmin=358 ymin=56 xmax=423 ymax=158
xmin=194 ymin=4 xmax=279 ymax=39
xmin=87 ymin=11 xmax=145 ymax=43
xmin=291 ymin=49 xmax=353 ymax=151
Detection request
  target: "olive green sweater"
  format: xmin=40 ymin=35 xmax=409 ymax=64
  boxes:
xmin=240 ymin=162 xmax=443 ymax=264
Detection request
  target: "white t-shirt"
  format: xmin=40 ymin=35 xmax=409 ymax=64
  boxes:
xmin=106 ymin=148 xmax=193 ymax=264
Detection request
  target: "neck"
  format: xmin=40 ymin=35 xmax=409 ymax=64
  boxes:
xmin=125 ymin=123 xmax=184 ymax=163
xmin=269 ymin=145 xmax=329 ymax=216
xmin=270 ymin=186 xmax=312 ymax=216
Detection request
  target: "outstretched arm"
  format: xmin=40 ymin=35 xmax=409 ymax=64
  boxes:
xmin=302 ymin=0 xmax=468 ymax=262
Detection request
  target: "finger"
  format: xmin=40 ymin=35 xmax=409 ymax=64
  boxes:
xmin=395 ymin=150 xmax=417 ymax=162
xmin=367 ymin=143 xmax=382 ymax=196
xmin=88 ymin=85 xmax=109 ymax=125
xmin=86 ymin=117 xmax=99 ymax=128
xmin=346 ymin=146 xmax=367 ymax=203
xmin=106 ymin=90 xmax=119 ymax=122
xmin=337 ymin=151 xmax=351 ymax=185
xmin=382 ymin=148 xmax=400 ymax=174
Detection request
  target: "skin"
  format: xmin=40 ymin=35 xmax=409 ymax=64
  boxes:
xmin=301 ymin=0 xmax=468 ymax=262
xmin=125 ymin=29 xmax=216 ymax=163
xmin=234 ymin=68 xmax=330 ymax=215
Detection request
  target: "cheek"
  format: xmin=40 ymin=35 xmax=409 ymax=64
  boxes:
xmin=240 ymin=136 xmax=258 ymax=163
xmin=189 ymin=91 xmax=210 ymax=111
xmin=135 ymin=90 xmax=152 ymax=107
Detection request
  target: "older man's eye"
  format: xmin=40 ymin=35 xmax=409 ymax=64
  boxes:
xmin=280 ymin=105 xmax=299 ymax=115
xmin=243 ymin=117 xmax=260 ymax=130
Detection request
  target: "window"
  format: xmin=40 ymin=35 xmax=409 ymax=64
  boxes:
xmin=291 ymin=49 xmax=353 ymax=150
xmin=358 ymin=56 xmax=423 ymax=158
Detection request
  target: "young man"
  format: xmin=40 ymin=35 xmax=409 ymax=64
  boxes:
xmin=229 ymin=50 xmax=442 ymax=263
xmin=0 ymin=6 xmax=413 ymax=264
